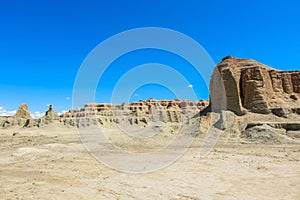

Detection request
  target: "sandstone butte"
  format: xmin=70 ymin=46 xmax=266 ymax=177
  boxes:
xmin=210 ymin=56 xmax=300 ymax=116
xmin=0 ymin=56 xmax=299 ymax=128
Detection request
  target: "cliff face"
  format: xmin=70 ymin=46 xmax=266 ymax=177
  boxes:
xmin=0 ymin=100 xmax=209 ymax=128
xmin=60 ymin=99 xmax=209 ymax=127
xmin=210 ymin=56 xmax=300 ymax=116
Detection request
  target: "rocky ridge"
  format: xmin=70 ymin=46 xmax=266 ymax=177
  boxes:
xmin=0 ymin=99 xmax=208 ymax=128
xmin=1 ymin=56 xmax=299 ymax=144
xmin=60 ymin=99 xmax=208 ymax=128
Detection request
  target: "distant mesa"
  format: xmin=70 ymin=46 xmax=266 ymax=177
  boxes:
xmin=59 ymin=99 xmax=209 ymax=127
xmin=60 ymin=99 xmax=209 ymax=118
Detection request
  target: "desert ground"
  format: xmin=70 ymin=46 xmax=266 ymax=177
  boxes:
xmin=0 ymin=124 xmax=299 ymax=200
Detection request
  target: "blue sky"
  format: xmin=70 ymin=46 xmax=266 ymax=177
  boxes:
xmin=0 ymin=0 xmax=299 ymax=117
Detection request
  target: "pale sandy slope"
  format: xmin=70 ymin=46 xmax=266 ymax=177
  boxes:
xmin=0 ymin=125 xmax=299 ymax=200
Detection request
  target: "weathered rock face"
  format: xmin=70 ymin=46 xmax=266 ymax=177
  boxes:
xmin=0 ymin=99 xmax=208 ymax=128
xmin=0 ymin=104 xmax=36 ymax=127
xmin=61 ymin=99 xmax=208 ymax=119
xmin=210 ymin=56 xmax=300 ymax=115
xmin=14 ymin=104 xmax=32 ymax=119
xmin=0 ymin=104 xmax=61 ymax=128
xmin=60 ymin=99 xmax=208 ymax=127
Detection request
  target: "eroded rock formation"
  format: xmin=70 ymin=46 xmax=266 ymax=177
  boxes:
xmin=60 ymin=99 xmax=209 ymax=127
xmin=43 ymin=104 xmax=59 ymax=121
xmin=14 ymin=104 xmax=32 ymax=119
xmin=1 ymin=56 xmax=299 ymax=144
xmin=0 ymin=104 xmax=61 ymax=128
xmin=0 ymin=99 xmax=209 ymax=128
xmin=210 ymin=56 xmax=300 ymax=116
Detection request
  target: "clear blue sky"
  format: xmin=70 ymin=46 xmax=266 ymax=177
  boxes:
xmin=0 ymin=0 xmax=299 ymax=117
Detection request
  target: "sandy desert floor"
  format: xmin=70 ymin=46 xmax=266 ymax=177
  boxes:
xmin=0 ymin=125 xmax=299 ymax=200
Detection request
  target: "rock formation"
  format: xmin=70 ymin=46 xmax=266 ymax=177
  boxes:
xmin=60 ymin=99 xmax=208 ymax=127
xmin=43 ymin=104 xmax=59 ymax=121
xmin=1 ymin=56 xmax=299 ymax=144
xmin=61 ymin=99 xmax=208 ymax=119
xmin=14 ymin=104 xmax=32 ymax=119
xmin=0 ymin=104 xmax=61 ymax=128
xmin=0 ymin=99 xmax=208 ymax=128
xmin=210 ymin=56 xmax=300 ymax=116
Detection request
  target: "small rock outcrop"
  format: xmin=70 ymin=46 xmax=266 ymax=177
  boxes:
xmin=43 ymin=104 xmax=59 ymax=121
xmin=14 ymin=104 xmax=32 ymax=119
xmin=0 ymin=104 xmax=62 ymax=128
xmin=210 ymin=56 xmax=300 ymax=115
xmin=242 ymin=123 xmax=300 ymax=144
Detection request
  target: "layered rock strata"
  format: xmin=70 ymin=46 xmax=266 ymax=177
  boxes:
xmin=1 ymin=56 xmax=299 ymax=144
xmin=61 ymin=99 xmax=208 ymax=127
xmin=0 ymin=100 xmax=209 ymax=128
xmin=210 ymin=56 xmax=300 ymax=116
